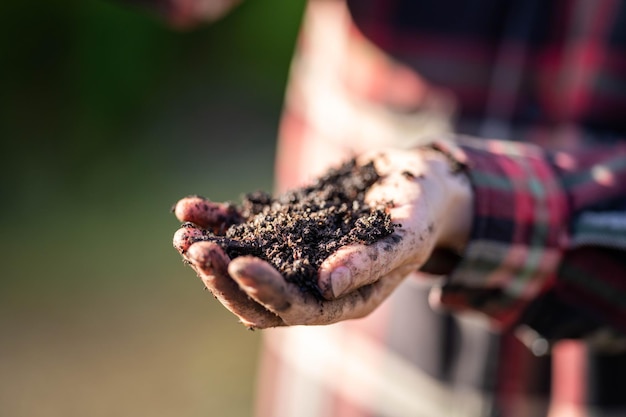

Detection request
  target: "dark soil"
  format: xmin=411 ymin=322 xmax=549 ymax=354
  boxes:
xmin=191 ymin=159 xmax=396 ymax=298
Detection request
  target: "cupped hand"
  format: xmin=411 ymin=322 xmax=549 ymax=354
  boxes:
xmin=172 ymin=147 xmax=473 ymax=329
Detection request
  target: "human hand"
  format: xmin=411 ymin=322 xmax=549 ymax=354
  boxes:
xmin=172 ymin=147 xmax=473 ymax=329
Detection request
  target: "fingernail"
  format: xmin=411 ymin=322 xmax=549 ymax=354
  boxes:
xmin=331 ymin=266 xmax=352 ymax=298
xmin=173 ymin=227 xmax=203 ymax=254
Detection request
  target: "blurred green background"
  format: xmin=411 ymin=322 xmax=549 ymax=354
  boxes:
xmin=0 ymin=0 xmax=305 ymax=415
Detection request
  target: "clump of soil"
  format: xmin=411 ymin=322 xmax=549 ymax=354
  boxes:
xmin=192 ymin=159 xmax=396 ymax=298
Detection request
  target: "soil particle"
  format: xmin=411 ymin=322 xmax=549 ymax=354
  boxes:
xmin=190 ymin=159 xmax=397 ymax=298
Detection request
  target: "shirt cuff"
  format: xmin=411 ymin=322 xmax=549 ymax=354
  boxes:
xmin=428 ymin=137 xmax=570 ymax=329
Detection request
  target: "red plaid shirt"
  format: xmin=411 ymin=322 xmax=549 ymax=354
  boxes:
xmin=265 ymin=1 xmax=626 ymax=416
xmin=133 ymin=0 xmax=626 ymax=415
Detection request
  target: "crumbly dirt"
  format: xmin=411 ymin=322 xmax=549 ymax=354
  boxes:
xmin=191 ymin=159 xmax=396 ymax=298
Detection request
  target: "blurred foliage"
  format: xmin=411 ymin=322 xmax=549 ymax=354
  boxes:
xmin=0 ymin=0 xmax=305 ymax=416
xmin=0 ymin=0 xmax=304 ymax=212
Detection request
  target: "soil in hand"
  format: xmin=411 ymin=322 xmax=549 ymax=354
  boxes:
xmin=189 ymin=159 xmax=396 ymax=298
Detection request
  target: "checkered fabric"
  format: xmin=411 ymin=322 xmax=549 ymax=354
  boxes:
xmin=265 ymin=1 xmax=626 ymax=416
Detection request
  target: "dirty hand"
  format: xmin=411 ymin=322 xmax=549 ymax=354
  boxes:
xmin=172 ymin=147 xmax=473 ymax=329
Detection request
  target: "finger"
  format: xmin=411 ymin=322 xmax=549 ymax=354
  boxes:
xmin=292 ymin=265 xmax=413 ymax=325
xmin=228 ymin=256 xmax=412 ymax=326
xmin=187 ymin=241 xmax=284 ymax=329
xmin=228 ymin=256 xmax=298 ymax=314
xmin=173 ymin=224 xmax=206 ymax=255
xmin=173 ymin=196 xmax=242 ymax=234
xmin=317 ymin=234 xmax=402 ymax=299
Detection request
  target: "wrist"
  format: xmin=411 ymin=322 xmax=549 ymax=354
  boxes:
xmin=422 ymin=147 xmax=474 ymax=254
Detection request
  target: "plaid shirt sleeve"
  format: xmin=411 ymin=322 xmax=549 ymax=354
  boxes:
xmin=430 ymin=137 xmax=626 ymax=342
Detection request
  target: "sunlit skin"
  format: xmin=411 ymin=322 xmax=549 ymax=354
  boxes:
xmin=172 ymin=147 xmax=473 ymax=329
